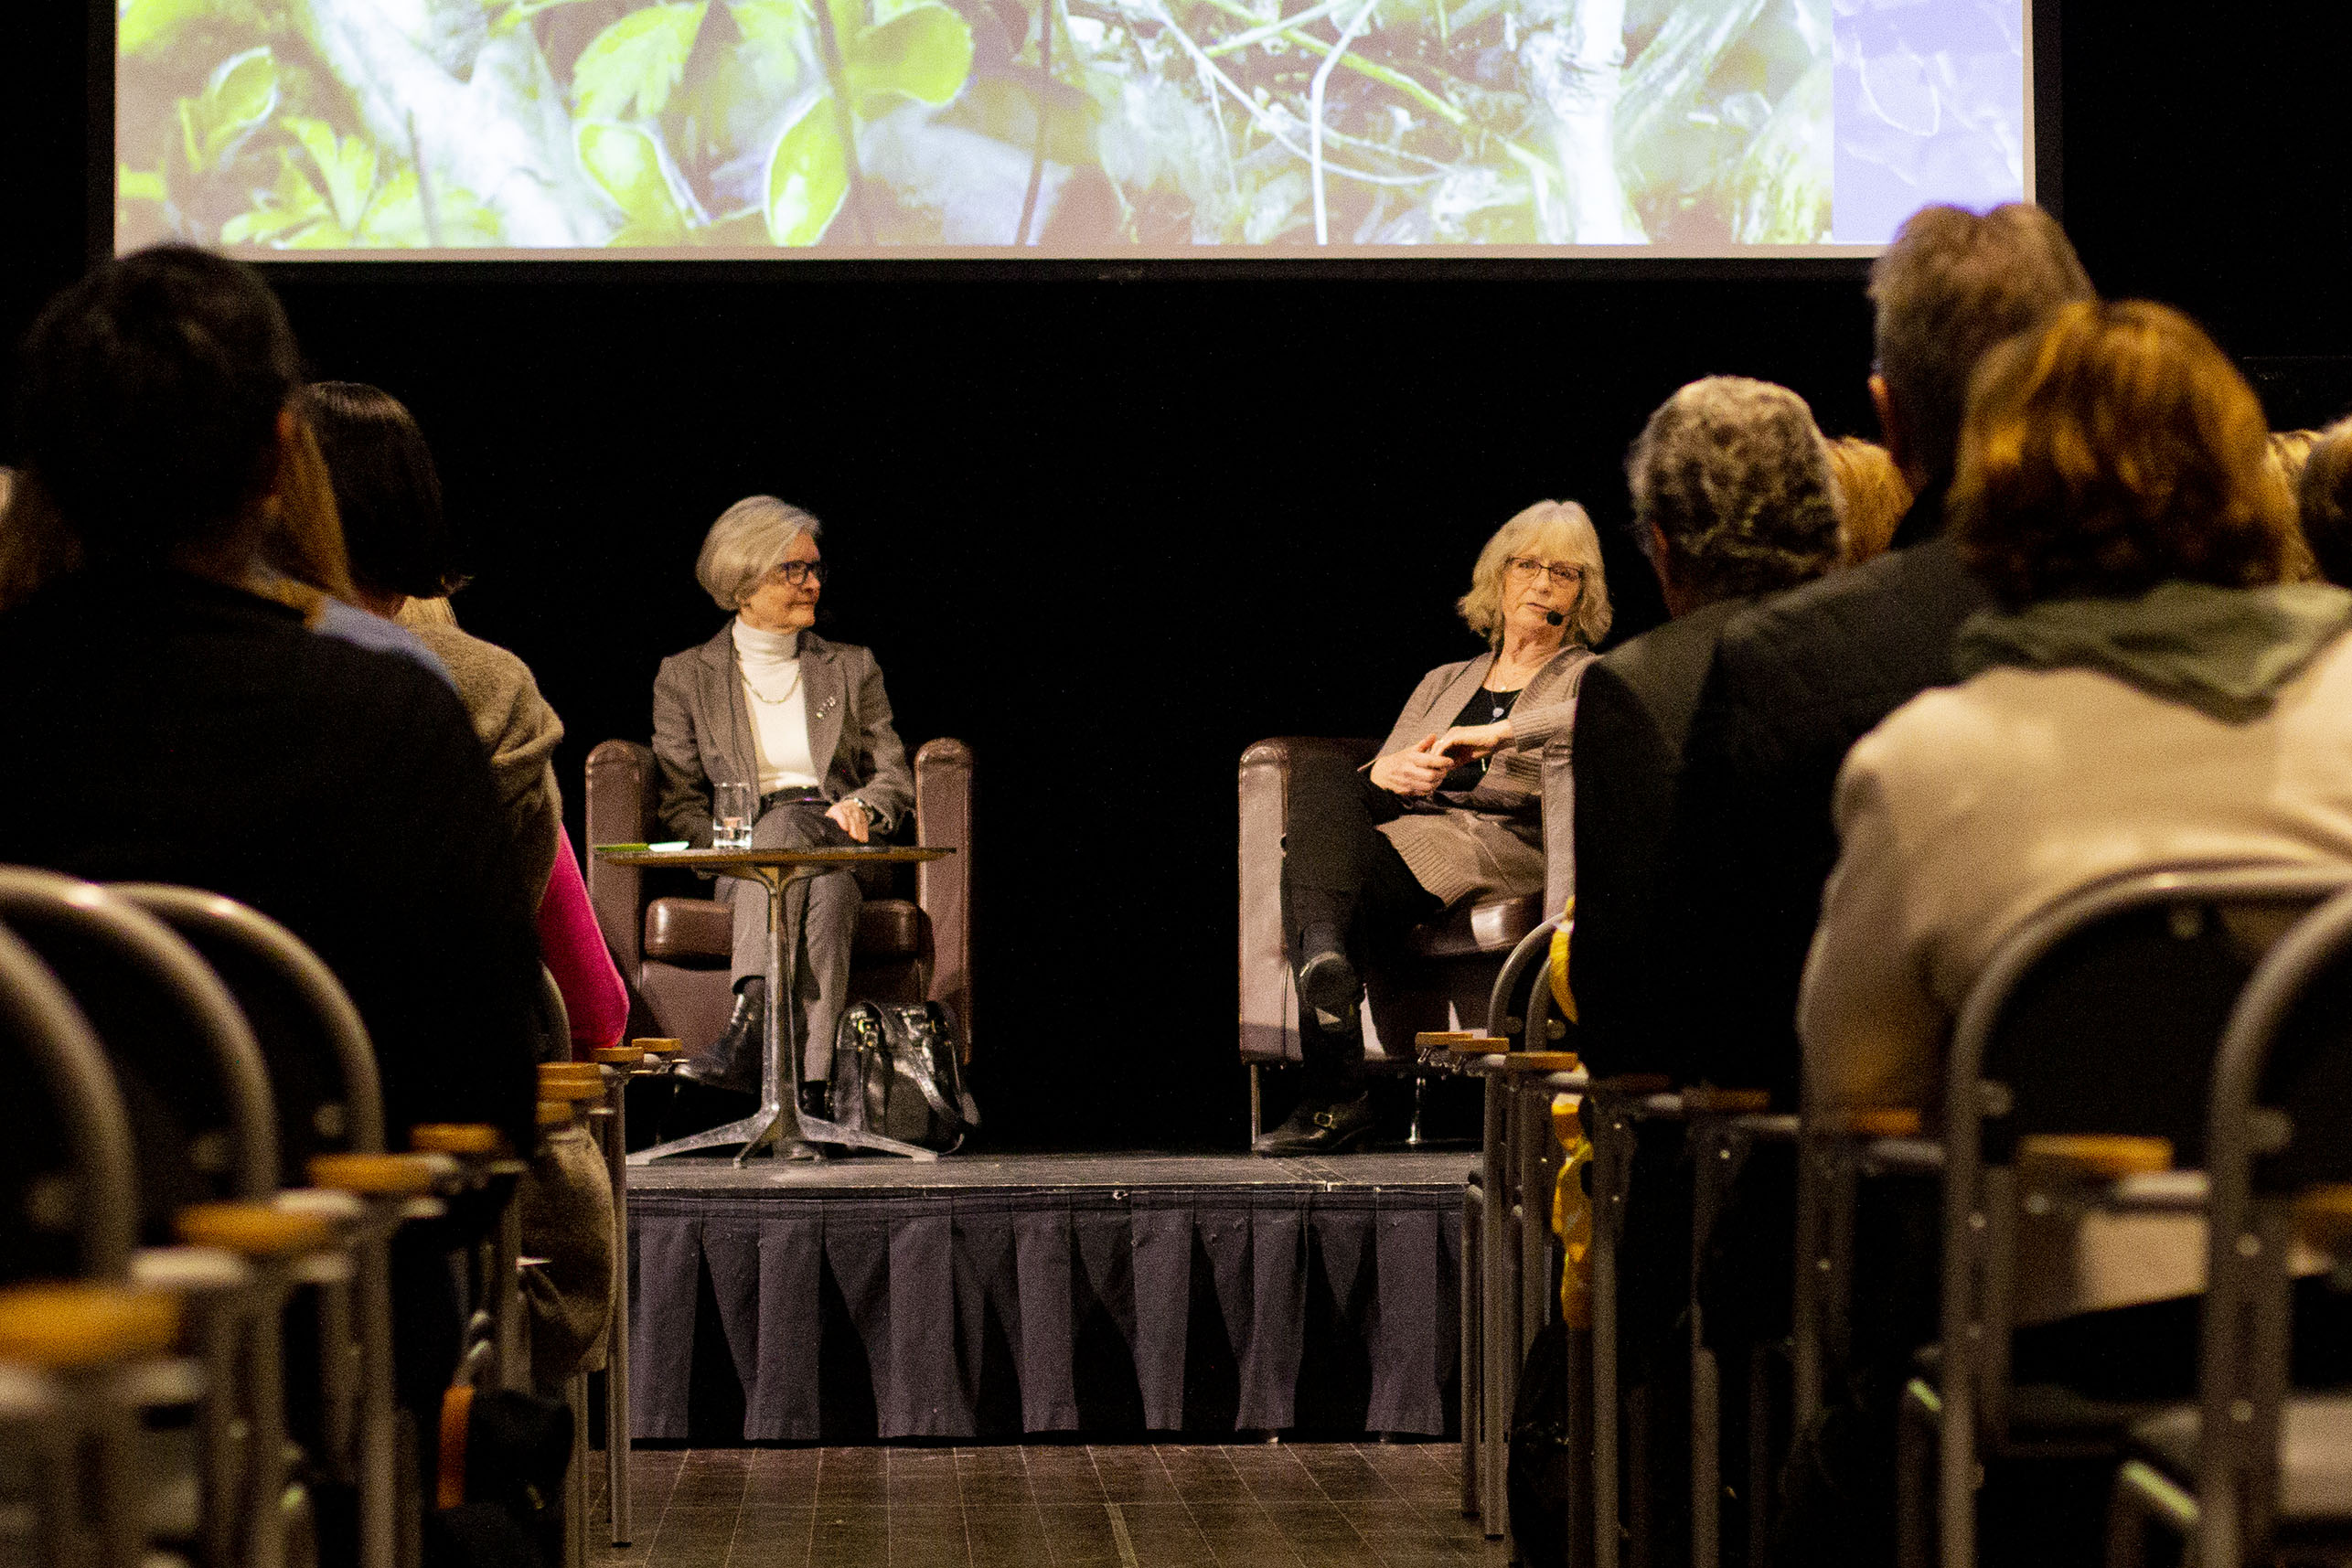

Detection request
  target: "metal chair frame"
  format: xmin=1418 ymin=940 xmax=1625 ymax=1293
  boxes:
xmin=2107 ymin=882 xmax=2352 ymax=1568
xmin=1898 ymin=863 xmax=2352 ymax=1568
xmin=0 ymin=922 xmax=164 ymax=1568
xmin=118 ymin=886 xmax=408 ymax=1568
xmin=1455 ymin=916 xmax=1584 ymax=1548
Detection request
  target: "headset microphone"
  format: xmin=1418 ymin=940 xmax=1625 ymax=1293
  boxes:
xmin=1545 ymin=609 xmax=1566 ymax=626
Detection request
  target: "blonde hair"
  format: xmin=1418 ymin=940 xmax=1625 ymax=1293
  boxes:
xmin=258 ymin=414 xmax=358 ymax=606
xmin=1823 ymin=437 xmax=1914 ymax=565
xmin=0 ymin=468 xmax=79 ymax=614
xmin=1457 ymin=500 xmax=1611 ymax=649
xmin=696 ymin=496 xmax=821 ymax=611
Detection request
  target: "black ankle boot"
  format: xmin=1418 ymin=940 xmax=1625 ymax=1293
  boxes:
xmin=679 ymin=977 xmax=764 ymax=1094
xmin=1297 ymin=947 xmax=1363 ymax=1035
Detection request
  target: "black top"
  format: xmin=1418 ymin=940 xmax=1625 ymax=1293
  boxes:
xmin=1439 ymin=685 xmax=1520 ymax=794
xmin=1566 ymin=598 xmax=1747 ymax=1076
xmin=1652 ymin=488 xmax=1994 ymax=1101
xmin=0 ymin=571 xmax=542 ymax=1171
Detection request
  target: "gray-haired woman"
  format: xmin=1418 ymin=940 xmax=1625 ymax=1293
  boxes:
xmin=651 ymin=496 xmax=914 ymax=1107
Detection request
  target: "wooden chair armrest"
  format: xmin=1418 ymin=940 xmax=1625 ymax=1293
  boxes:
xmin=0 ymin=1285 xmax=180 ymax=1369
xmin=175 ymin=1201 xmax=337 ymax=1257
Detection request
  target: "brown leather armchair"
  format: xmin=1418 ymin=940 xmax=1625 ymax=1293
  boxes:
xmin=585 ymin=738 xmax=973 ymax=1058
xmin=1238 ymin=735 xmax=1569 ymax=1137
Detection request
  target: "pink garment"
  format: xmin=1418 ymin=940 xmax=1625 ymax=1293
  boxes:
xmin=539 ymin=826 xmax=630 ymax=1059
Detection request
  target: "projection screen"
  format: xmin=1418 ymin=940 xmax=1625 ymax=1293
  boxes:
xmin=112 ymin=0 xmax=2035 ymax=257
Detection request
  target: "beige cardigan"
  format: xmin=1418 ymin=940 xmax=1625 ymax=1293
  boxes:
xmin=1800 ymin=634 xmax=2352 ymax=1317
xmin=1373 ymin=645 xmax=1591 ymax=908
xmin=401 ymin=616 xmax=564 ymax=901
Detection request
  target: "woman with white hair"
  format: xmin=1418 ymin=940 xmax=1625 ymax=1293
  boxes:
xmin=651 ymin=496 xmax=914 ymax=1108
xmin=1263 ymin=500 xmax=1611 ymax=1155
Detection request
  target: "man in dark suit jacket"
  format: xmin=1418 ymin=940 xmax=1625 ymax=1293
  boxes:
xmin=1568 ymin=377 xmax=1844 ymax=1078
xmin=1655 ymin=203 xmax=2095 ymax=1105
xmin=1649 ymin=206 xmax=2094 ymax=1568
xmin=1562 ymin=377 xmax=1845 ymax=1568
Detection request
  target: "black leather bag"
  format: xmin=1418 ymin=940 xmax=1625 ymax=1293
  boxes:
xmin=829 ymin=1000 xmax=978 ymax=1152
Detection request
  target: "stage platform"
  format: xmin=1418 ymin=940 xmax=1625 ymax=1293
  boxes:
xmin=625 ymin=1150 xmax=1471 ymax=1445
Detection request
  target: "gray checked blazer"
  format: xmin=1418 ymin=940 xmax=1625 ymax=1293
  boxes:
xmin=1373 ymin=643 xmax=1593 ymax=909
xmin=650 ymin=624 xmax=915 ymax=847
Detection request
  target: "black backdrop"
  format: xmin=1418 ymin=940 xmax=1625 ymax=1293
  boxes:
xmin=6 ymin=1 xmax=2351 ymax=1147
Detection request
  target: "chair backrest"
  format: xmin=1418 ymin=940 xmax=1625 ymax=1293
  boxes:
xmin=0 ymin=869 xmax=277 ymax=1240
xmin=1939 ymin=863 xmax=2352 ymax=1442
xmin=113 ymin=884 xmax=384 ymax=1173
xmin=0 ymin=921 xmax=138 ymax=1282
xmin=2200 ymin=883 xmax=2352 ymax=1563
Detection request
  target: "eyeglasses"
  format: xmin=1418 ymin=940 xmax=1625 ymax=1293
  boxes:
xmin=767 ymin=560 xmax=829 ymax=587
xmin=1504 ymin=556 xmax=1584 ymax=588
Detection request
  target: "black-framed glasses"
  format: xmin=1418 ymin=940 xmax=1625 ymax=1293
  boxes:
xmin=1504 ymin=556 xmax=1584 ymax=588
xmin=768 ymin=560 xmax=829 ymax=587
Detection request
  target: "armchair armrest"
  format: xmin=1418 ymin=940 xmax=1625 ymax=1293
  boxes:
xmin=914 ymin=738 xmax=974 ymax=1055
xmin=584 ymin=740 xmax=657 ymax=973
xmin=1239 ymin=737 xmax=1382 ymax=1064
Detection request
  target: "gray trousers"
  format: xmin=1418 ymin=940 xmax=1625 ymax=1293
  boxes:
xmin=723 ymin=802 xmax=861 ymax=1082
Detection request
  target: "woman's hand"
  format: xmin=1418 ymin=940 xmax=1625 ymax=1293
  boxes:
xmin=1369 ymin=735 xmax=1453 ymax=796
xmin=826 ymin=798 xmax=872 ymax=843
xmin=1432 ymin=720 xmax=1512 ymax=762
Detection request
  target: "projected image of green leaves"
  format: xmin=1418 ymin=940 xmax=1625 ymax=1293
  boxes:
xmin=117 ymin=0 xmax=1833 ymax=249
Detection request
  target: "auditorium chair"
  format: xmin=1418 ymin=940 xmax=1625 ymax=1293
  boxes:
xmin=1239 ymin=735 xmax=1569 ymax=1142
xmin=1885 ymin=863 xmax=2352 ymax=1568
xmin=584 ymin=738 xmax=974 ymax=1058
xmin=2109 ymin=880 xmax=2352 ymax=1566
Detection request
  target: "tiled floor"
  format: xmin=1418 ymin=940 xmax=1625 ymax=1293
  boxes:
xmin=584 ymin=1444 xmax=1505 ymax=1568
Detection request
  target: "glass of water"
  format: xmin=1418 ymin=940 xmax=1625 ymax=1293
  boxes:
xmin=712 ymin=783 xmax=756 ymax=850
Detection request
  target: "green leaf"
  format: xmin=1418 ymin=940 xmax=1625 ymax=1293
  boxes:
xmin=220 ymin=146 xmax=335 ymax=245
xmin=764 ymin=95 xmax=848 ymax=245
xmin=179 ymin=46 xmax=279 ymax=174
xmin=571 ymin=3 xmax=710 ymax=120
xmin=730 ymin=0 xmax=812 ymax=57
xmin=841 ymin=2 xmax=972 ymax=114
xmin=118 ymin=165 xmax=169 ymax=204
xmin=282 ymin=116 xmax=379 ymax=232
xmin=119 ymin=0 xmax=219 ymax=58
xmin=576 ymin=121 xmax=694 ymax=244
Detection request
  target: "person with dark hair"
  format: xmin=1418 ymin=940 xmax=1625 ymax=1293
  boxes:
xmin=0 ymin=246 xmax=542 ymax=1482
xmin=305 ymin=380 xmax=468 ymax=602
xmin=2297 ymin=417 xmax=2352 ymax=588
xmin=306 ymin=380 xmax=563 ymax=901
xmin=1654 ymin=202 xmax=2096 ymax=1105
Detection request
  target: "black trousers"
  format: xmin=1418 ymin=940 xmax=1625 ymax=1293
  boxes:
xmin=1280 ymin=750 xmax=1441 ymax=1096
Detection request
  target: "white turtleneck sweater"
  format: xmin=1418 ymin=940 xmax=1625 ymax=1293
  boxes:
xmin=732 ymin=619 xmax=822 ymax=795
